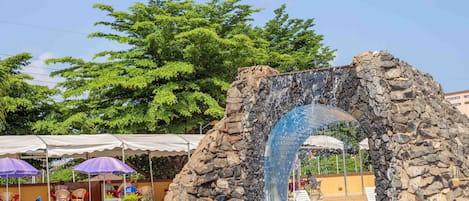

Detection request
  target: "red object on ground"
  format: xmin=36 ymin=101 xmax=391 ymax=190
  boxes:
xmin=70 ymin=192 xmax=89 ymax=199
xmin=13 ymin=194 xmax=19 ymax=201
xmin=288 ymin=181 xmax=307 ymax=192
xmin=113 ymin=190 xmax=120 ymax=197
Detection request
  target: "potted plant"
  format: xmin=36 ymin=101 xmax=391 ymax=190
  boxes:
xmin=122 ymin=194 xmax=141 ymax=201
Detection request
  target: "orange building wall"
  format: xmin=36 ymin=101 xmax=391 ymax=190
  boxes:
xmin=0 ymin=184 xmax=48 ymax=201
xmin=2 ymin=176 xmax=374 ymax=200
xmin=1 ymin=180 xmax=172 ymax=201
xmin=445 ymin=90 xmax=469 ymax=117
xmin=316 ymin=172 xmax=375 ymax=196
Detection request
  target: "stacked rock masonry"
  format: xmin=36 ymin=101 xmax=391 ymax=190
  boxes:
xmin=164 ymin=51 xmax=469 ymax=201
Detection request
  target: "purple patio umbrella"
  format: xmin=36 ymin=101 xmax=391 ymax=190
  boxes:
xmin=73 ymin=156 xmax=136 ymax=200
xmin=0 ymin=157 xmax=40 ymax=200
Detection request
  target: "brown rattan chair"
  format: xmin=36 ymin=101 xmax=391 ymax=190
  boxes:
xmin=0 ymin=192 xmax=14 ymax=201
xmin=70 ymin=188 xmax=87 ymax=201
xmin=55 ymin=189 xmax=70 ymax=201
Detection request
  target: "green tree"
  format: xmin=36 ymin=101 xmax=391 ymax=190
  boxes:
xmin=36 ymin=0 xmax=335 ymax=134
xmin=0 ymin=53 xmax=57 ymax=133
xmin=259 ymin=4 xmax=335 ymax=72
xmin=0 ymin=59 xmax=7 ymax=126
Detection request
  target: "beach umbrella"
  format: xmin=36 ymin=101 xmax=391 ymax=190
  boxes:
xmin=73 ymin=156 xmax=136 ymax=200
xmin=0 ymin=157 xmax=40 ymax=201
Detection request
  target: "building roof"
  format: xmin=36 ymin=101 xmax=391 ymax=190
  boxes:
xmin=445 ymin=89 xmax=469 ymax=96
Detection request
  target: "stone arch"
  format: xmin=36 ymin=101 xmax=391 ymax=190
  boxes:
xmin=165 ymin=51 xmax=469 ymax=201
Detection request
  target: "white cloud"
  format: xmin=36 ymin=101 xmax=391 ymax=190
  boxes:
xmin=21 ymin=52 xmax=65 ymax=88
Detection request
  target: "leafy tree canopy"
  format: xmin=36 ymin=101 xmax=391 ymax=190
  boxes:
xmin=0 ymin=57 xmax=8 ymax=126
xmin=0 ymin=53 xmax=57 ymax=133
xmin=36 ymin=0 xmax=335 ymax=134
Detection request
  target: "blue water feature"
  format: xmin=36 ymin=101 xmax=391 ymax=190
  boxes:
xmin=264 ymin=104 xmax=356 ymax=201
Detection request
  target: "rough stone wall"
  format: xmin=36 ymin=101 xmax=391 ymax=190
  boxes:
xmin=164 ymin=66 xmax=280 ymax=201
xmin=351 ymin=52 xmax=469 ymax=200
xmin=164 ymin=51 xmax=469 ymax=201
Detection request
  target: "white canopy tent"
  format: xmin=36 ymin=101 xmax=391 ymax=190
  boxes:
xmin=300 ymin=135 xmax=348 ymax=196
xmin=301 ymin=135 xmax=345 ymax=175
xmin=0 ymin=134 xmax=205 ymax=158
xmin=359 ymin=138 xmax=369 ymax=151
xmin=40 ymin=134 xmax=124 ymax=158
xmin=0 ymin=135 xmax=46 ymax=157
xmin=0 ymin=134 xmax=206 ymax=201
xmin=302 ymin=135 xmax=344 ymax=150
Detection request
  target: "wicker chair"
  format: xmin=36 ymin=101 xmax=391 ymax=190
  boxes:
xmin=0 ymin=192 xmax=14 ymax=201
xmin=70 ymin=188 xmax=87 ymax=201
xmin=55 ymin=189 xmax=70 ymax=201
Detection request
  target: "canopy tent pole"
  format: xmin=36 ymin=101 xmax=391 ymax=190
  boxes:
xmin=121 ymin=144 xmax=127 ymax=195
xmin=177 ymin=135 xmax=193 ymax=159
xmin=359 ymin=149 xmax=365 ymax=195
xmin=111 ymin=134 xmax=129 ymax=195
xmin=18 ymin=179 xmax=20 ymax=201
xmin=103 ymin=174 xmax=106 ymax=201
xmin=336 ymin=154 xmax=339 ymax=174
xmin=6 ymin=175 xmax=9 ymax=201
xmin=342 ymin=143 xmax=348 ymax=197
xmin=317 ymin=156 xmax=320 ymax=175
xmin=354 ymin=155 xmax=358 ymax=172
xmin=148 ymin=151 xmax=155 ymax=201
xmin=88 ymin=174 xmax=91 ymax=201
xmin=298 ymin=158 xmax=301 ymax=188
xmin=72 ymin=170 xmax=75 ymax=182
xmin=35 ymin=136 xmax=51 ymax=201
xmin=45 ymin=151 xmax=51 ymax=201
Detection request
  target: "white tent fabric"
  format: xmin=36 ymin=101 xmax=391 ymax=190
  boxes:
xmin=177 ymin=134 xmax=206 ymax=149
xmin=0 ymin=136 xmax=46 ymax=157
xmin=115 ymin=134 xmax=206 ymax=157
xmin=301 ymin=135 xmax=344 ymax=150
xmin=39 ymin=134 xmax=123 ymax=158
xmin=0 ymin=134 xmax=205 ymax=158
xmin=359 ymin=138 xmax=369 ymax=150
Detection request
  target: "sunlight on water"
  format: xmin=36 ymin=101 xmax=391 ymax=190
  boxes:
xmin=264 ymin=104 xmax=356 ymax=201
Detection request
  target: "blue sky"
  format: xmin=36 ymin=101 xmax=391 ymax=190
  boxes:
xmin=0 ymin=0 xmax=467 ymax=92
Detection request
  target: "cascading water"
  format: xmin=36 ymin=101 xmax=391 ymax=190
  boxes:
xmin=263 ymin=104 xmax=356 ymax=201
xmin=330 ymin=67 xmax=340 ymax=107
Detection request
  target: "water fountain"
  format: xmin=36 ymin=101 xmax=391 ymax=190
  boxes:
xmin=165 ymin=51 xmax=469 ymax=201
xmin=264 ymin=104 xmax=356 ymax=200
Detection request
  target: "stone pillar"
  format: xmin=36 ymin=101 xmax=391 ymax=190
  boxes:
xmin=164 ymin=66 xmax=278 ymax=201
xmin=353 ymin=51 xmax=469 ymax=201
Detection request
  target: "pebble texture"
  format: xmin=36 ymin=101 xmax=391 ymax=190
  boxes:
xmin=164 ymin=51 xmax=469 ymax=201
